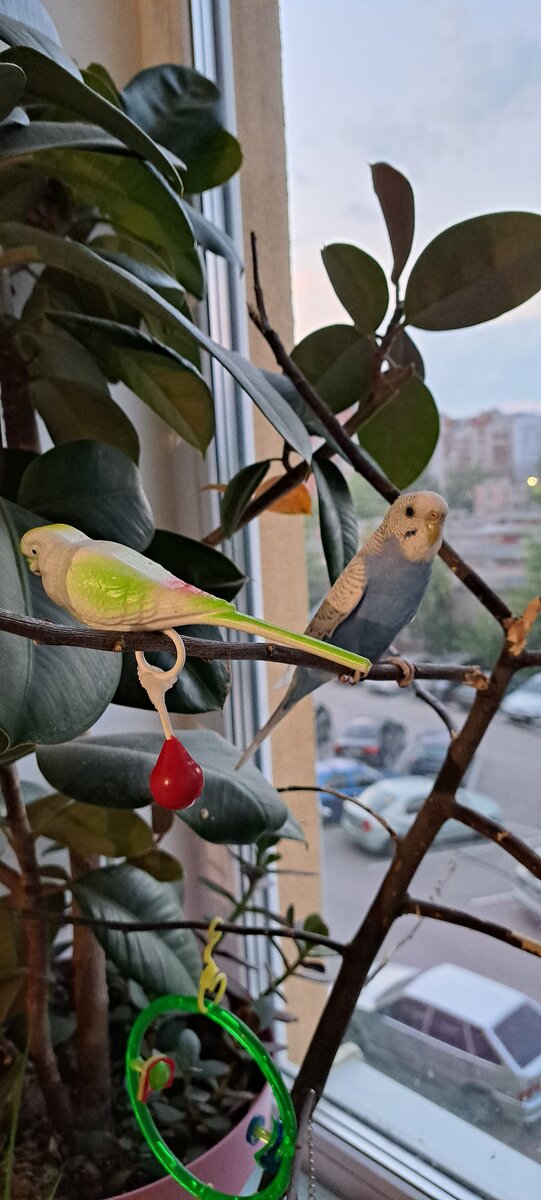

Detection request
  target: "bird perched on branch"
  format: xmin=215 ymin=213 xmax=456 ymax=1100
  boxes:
xmin=237 ymin=491 xmax=448 ymax=768
xmin=19 ymin=523 xmax=372 ymax=677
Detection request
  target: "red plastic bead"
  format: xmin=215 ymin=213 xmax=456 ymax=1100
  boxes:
xmin=149 ymin=737 xmax=204 ymax=810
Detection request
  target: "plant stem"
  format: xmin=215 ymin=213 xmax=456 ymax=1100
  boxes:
xmin=69 ymin=851 xmax=112 ymax=1129
xmin=0 ymin=764 xmax=71 ymax=1133
xmin=401 ymin=897 xmax=541 ymax=958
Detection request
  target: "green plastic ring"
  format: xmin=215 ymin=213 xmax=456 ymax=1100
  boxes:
xmin=126 ymin=994 xmax=297 ymax=1200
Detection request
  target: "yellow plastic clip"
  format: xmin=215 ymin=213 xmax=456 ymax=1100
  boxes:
xmin=197 ymin=916 xmax=227 ymax=1014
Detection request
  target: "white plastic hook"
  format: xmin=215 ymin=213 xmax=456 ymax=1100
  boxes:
xmin=135 ymin=629 xmax=186 ymax=741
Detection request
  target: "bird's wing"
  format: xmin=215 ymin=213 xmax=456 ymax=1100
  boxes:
xmin=65 ymin=546 xmax=171 ymax=628
xmin=306 ymin=553 xmax=367 ymax=640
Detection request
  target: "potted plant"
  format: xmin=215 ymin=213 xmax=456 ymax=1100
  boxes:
xmin=2 ymin=5 xmax=541 ymax=1200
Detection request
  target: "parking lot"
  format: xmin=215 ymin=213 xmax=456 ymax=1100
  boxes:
xmin=317 ymin=678 xmax=541 ymax=1160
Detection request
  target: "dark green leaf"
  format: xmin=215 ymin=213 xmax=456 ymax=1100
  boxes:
xmin=0 ymin=223 xmax=313 ymax=461
xmin=146 ymin=528 xmax=246 ymax=601
xmin=113 ymin=624 xmax=230 ymax=715
xmin=291 ymin=324 xmax=373 ymax=414
xmin=389 ymin=328 xmax=425 ymax=380
xmin=49 ymin=314 xmax=214 ymax=453
xmin=38 ymin=731 xmax=289 ymax=845
xmin=0 ymin=62 xmax=26 ymax=122
xmin=0 ymin=499 xmax=121 ymax=761
xmin=303 ymin=913 xmax=329 ymax=936
xmin=73 ymin=864 xmax=201 ymax=995
xmin=29 ymin=148 xmax=201 ymax=296
xmin=358 ymin=375 xmax=439 ymax=488
xmin=122 ymin=64 xmax=242 ymax=194
xmin=0 ymin=8 xmax=79 ymax=79
xmin=82 ymin=62 xmax=122 ymax=107
xmin=0 ymin=47 xmax=181 ymax=187
xmin=128 ymin=847 xmax=182 ymax=882
xmin=88 ymin=238 xmax=186 ymax=308
xmin=182 ymin=202 xmax=242 ymax=269
xmin=0 ymin=120 xmax=124 ymax=156
xmin=371 ymin=162 xmax=415 ymax=285
xmin=17 ymin=440 xmax=154 ymax=549
xmin=220 ymin=461 xmax=270 ymax=538
xmin=313 ymin=460 xmax=358 ymax=584
xmin=0 ymin=449 xmax=37 ymax=501
xmin=27 ymin=793 xmax=154 ymax=858
xmin=405 ymin=212 xmax=541 ymax=330
xmin=272 ymin=811 xmax=305 ymax=843
xmin=0 ymin=164 xmax=46 ymax=221
xmin=260 ymin=368 xmax=344 ymax=456
xmin=321 ymin=243 xmax=389 ymax=334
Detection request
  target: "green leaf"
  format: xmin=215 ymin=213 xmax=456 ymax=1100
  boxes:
xmin=313 ymin=460 xmax=358 ymax=584
xmin=82 ymin=61 xmax=122 ymax=107
xmin=405 ymin=212 xmax=541 ymax=330
xmin=50 ymin=315 xmax=214 ymax=454
xmin=87 ymin=238 xmax=186 ymax=309
xmin=0 ymin=449 xmax=37 ymax=501
xmin=122 ymin=64 xmax=242 ymax=194
xmin=0 ymin=47 xmax=182 ymax=187
xmin=113 ymin=625 xmax=230 ymax=715
xmin=220 ymin=461 xmax=270 ymax=538
xmin=0 ymin=8 xmax=79 ymax=79
xmin=0 ymin=120 xmax=125 ymax=156
xmin=0 ymin=1 xmax=60 ymax=45
xmin=272 ymin=811 xmax=306 ymax=843
xmin=0 ymin=499 xmax=121 ymax=761
xmin=0 ymin=224 xmax=313 ymax=461
xmin=321 ymin=243 xmax=389 ymax=334
xmin=18 ymin=440 xmax=154 ymax=549
xmin=371 ymin=162 xmax=415 ymax=285
xmin=146 ymin=528 xmax=246 ymax=601
xmin=73 ymin=864 xmax=201 ymax=995
xmin=37 ymin=731 xmax=289 ymax=845
xmin=128 ymin=847 xmax=182 ymax=883
xmin=29 ymin=148 xmax=202 ymax=296
xmin=182 ymin=202 xmax=242 ymax=270
xmin=0 ymin=62 xmax=26 ymax=122
xmin=389 ymin=328 xmax=425 ymax=380
xmin=358 ymin=375 xmax=439 ymax=488
xmin=27 ymin=793 xmax=154 ymax=858
xmin=291 ymin=324 xmax=373 ymax=414
xmin=0 ymin=164 xmax=46 ymax=221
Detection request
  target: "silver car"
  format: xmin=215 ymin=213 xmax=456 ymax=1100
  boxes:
xmin=340 ymin=775 xmax=502 ymax=853
xmin=502 ymin=673 xmax=541 ymax=724
xmin=349 ymin=963 xmax=541 ymax=1124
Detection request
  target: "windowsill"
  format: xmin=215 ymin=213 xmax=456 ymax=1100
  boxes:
xmin=283 ymin=1053 xmax=541 ymax=1200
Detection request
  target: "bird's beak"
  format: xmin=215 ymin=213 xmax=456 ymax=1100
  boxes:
xmin=426 ymin=516 xmax=444 ymax=546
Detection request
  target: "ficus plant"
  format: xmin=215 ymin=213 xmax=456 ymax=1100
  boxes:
xmin=0 ymin=3 xmax=540 ymax=1199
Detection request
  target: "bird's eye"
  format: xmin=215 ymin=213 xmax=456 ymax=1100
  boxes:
xmin=405 ymin=505 xmax=414 ymax=518
xmin=31 ymin=548 xmax=38 ymax=556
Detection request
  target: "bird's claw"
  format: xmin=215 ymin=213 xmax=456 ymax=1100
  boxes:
xmin=339 ymin=668 xmax=365 ymax=686
xmin=383 ymin=656 xmax=415 ymax=687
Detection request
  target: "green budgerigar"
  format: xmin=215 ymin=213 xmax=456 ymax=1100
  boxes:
xmin=19 ymin=523 xmax=372 ymax=676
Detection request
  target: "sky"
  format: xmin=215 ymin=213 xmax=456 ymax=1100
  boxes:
xmin=280 ymin=0 xmax=541 ymax=419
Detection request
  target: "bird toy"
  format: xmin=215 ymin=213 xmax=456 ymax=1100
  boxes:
xmin=126 ymin=918 xmax=297 ymax=1200
xmin=20 ymin=523 xmax=372 ymax=809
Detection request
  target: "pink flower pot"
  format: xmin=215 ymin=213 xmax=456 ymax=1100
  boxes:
xmin=109 ymin=1085 xmax=272 ymax=1200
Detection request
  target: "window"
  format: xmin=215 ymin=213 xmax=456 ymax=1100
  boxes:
xmin=383 ymin=998 xmax=429 ymax=1032
xmin=469 ymin=1026 xmax=501 ymax=1064
xmin=495 ymin=1005 xmax=541 ymax=1068
xmin=426 ymin=1011 xmax=469 ymax=1052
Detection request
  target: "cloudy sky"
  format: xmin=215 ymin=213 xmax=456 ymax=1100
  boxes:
xmin=280 ymin=0 xmax=541 ymax=418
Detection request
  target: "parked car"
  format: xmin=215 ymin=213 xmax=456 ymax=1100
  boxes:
xmin=316 ymin=757 xmax=382 ymax=824
xmin=333 ymin=717 xmax=406 ymax=768
xmin=349 ymin=962 xmax=541 ymax=1124
xmin=514 ymin=852 xmax=541 ymax=918
xmin=502 ymin=673 xmax=541 ymax=724
xmin=340 ymin=775 xmax=502 ymax=853
xmin=397 ymin=730 xmax=479 ymax=786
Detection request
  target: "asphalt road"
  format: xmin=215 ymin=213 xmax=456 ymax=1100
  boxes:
xmin=316 ymin=680 xmax=541 ymax=1160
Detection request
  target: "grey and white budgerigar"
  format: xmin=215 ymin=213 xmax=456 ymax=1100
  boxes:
xmin=237 ymin=491 xmax=448 ymax=767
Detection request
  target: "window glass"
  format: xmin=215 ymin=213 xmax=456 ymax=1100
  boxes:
xmin=495 ymin=1005 xmax=541 ymax=1068
xmin=383 ymin=998 xmax=429 ymax=1031
xmin=426 ymin=1011 xmax=469 ymax=1052
xmin=469 ymin=1026 xmax=501 ymax=1064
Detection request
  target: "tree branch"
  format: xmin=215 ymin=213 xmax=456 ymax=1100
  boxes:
xmin=451 ymin=803 xmax=541 ymax=881
xmin=402 ymin=896 xmax=541 ymax=959
xmin=278 ymin=785 xmax=400 ymax=845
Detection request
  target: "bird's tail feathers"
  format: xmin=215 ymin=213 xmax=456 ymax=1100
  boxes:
xmin=236 ymin=689 xmax=293 ymax=770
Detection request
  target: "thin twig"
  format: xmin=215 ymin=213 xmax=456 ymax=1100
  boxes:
xmin=402 ymin=896 xmax=541 ymax=959
xmin=278 ymin=785 xmax=400 ymax=845
xmin=451 ymin=803 xmax=541 ymax=881
xmin=412 ymin=679 xmax=457 ymax=736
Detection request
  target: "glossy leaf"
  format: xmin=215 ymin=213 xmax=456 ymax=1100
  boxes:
xmin=113 ymin=624 xmax=230 ymax=715
xmin=50 ymin=314 xmax=214 ymax=453
xmin=291 ymin=323 xmax=373 ymax=414
xmin=321 ymin=243 xmax=389 ymax=334
xmin=261 ymin=368 xmax=345 ymax=458
xmin=122 ymin=63 xmax=242 ymax=194
xmin=87 ymin=237 xmax=186 ymax=309
xmin=0 ymin=62 xmax=26 ymax=122
xmin=27 ymin=793 xmax=154 ymax=858
xmin=0 ymin=500 xmax=121 ymax=761
xmin=405 ymin=212 xmax=541 ymax=330
xmin=371 ymin=162 xmax=415 ymax=285
xmin=221 ymin=461 xmax=271 ymax=537
xmin=0 ymin=1 xmax=60 ymax=45
xmin=145 ymin=528 xmax=246 ymax=601
xmin=389 ymin=328 xmax=425 ymax=380
xmin=313 ymin=460 xmax=358 ymax=584
xmin=29 ymin=149 xmax=202 ymax=296
xmin=0 ymin=120 xmax=124 ymax=156
xmin=37 ymin=731 xmax=289 ymax=844
xmin=358 ymin=375 xmax=439 ymax=488
xmin=73 ymin=864 xmax=201 ymax=996
xmin=183 ymin=202 xmax=242 ymax=269
xmin=17 ymin=440 xmax=154 ymax=549
xmin=0 ymin=224 xmax=313 ymax=462
xmin=0 ymin=449 xmax=37 ymax=501
xmin=128 ymin=847 xmax=183 ymax=882
xmin=0 ymin=47 xmax=181 ymax=187
xmin=82 ymin=61 xmax=122 ymax=107
xmin=0 ymin=9 xmax=79 ymax=79
xmin=0 ymin=164 xmax=46 ymax=221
